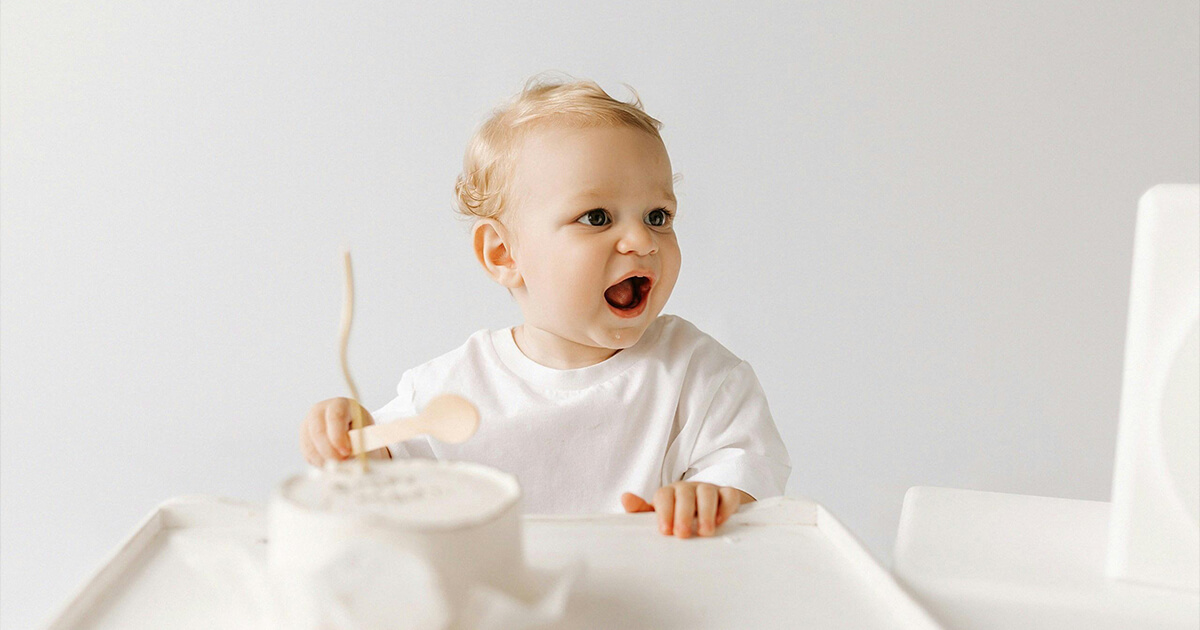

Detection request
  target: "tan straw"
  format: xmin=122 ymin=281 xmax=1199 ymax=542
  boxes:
xmin=339 ymin=250 xmax=368 ymax=472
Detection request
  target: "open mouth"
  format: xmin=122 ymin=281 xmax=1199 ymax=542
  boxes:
xmin=604 ymin=275 xmax=653 ymax=316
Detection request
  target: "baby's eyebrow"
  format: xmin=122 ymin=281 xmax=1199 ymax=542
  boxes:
xmin=571 ymin=189 xmax=608 ymax=200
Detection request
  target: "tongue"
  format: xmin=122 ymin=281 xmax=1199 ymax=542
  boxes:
xmin=605 ymin=278 xmax=638 ymax=308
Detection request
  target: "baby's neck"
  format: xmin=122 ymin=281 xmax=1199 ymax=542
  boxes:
xmin=513 ymin=324 xmax=620 ymax=370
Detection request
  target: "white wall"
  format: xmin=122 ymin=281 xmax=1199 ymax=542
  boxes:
xmin=2 ymin=1 xmax=1197 ymax=627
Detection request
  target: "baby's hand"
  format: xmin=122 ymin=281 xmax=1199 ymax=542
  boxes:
xmin=621 ymin=482 xmax=753 ymax=538
xmin=298 ymin=397 xmax=388 ymax=466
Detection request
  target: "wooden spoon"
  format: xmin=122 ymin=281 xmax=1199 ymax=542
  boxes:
xmin=349 ymin=394 xmax=480 ymax=455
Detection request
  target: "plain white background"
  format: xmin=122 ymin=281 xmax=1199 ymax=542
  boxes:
xmin=2 ymin=2 xmax=1198 ymax=627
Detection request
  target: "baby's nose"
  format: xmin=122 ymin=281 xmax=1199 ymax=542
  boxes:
xmin=616 ymin=225 xmax=658 ymax=255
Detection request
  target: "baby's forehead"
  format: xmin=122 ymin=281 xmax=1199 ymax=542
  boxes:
xmin=508 ymin=123 xmax=670 ymax=182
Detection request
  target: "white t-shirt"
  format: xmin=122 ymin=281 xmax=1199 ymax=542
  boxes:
xmin=371 ymin=314 xmax=791 ymax=514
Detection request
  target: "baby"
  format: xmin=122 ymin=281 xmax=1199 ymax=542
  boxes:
xmin=299 ymin=75 xmax=790 ymax=538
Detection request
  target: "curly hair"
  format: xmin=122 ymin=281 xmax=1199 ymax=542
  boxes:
xmin=453 ymin=72 xmax=666 ymax=222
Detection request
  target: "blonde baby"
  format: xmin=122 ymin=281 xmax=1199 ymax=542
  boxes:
xmin=299 ymin=75 xmax=791 ymax=538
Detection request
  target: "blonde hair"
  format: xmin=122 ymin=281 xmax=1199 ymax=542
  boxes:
xmin=454 ymin=73 xmax=666 ymax=222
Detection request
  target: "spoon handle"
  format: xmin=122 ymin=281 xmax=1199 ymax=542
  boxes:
xmin=349 ymin=417 xmax=424 ymax=455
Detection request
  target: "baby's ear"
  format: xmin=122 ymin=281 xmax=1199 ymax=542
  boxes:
xmin=472 ymin=218 xmax=523 ymax=289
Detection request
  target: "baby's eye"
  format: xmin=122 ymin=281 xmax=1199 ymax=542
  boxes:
xmin=646 ymin=208 xmax=673 ymax=227
xmin=578 ymin=209 xmax=610 ymax=227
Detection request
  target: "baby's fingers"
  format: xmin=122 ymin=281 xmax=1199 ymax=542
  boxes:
xmin=307 ymin=409 xmax=338 ymax=462
xmin=696 ymin=484 xmax=720 ymax=536
xmin=716 ymin=486 xmax=742 ymax=527
xmin=653 ymin=486 xmax=675 ymax=535
xmin=672 ymin=483 xmax=697 ymax=539
xmin=621 ymin=492 xmax=654 ymax=513
xmin=323 ymin=401 xmax=353 ymax=457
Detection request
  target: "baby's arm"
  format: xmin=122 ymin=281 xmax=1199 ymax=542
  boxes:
xmin=621 ymin=483 xmax=754 ymax=538
xmin=623 ymin=361 xmax=789 ymax=538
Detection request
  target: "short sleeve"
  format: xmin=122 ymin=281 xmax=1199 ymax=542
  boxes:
xmin=370 ymin=368 xmax=434 ymax=459
xmin=681 ymin=361 xmax=791 ymax=500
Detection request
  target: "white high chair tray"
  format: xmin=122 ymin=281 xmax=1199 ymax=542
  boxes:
xmin=46 ymin=495 xmax=941 ymax=629
xmin=892 ymin=487 xmax=1200 ymax=630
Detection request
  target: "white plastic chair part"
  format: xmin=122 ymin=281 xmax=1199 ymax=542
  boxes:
xmin=1107 ymin=183 xmax=1200 ymax=591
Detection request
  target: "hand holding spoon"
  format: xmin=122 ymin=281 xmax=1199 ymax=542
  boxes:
xmin=349 ymin=394 xmax=480 ymax=455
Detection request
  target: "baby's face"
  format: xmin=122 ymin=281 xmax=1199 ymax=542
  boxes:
xmin=504 ymin=124 xmax=680 ymax=351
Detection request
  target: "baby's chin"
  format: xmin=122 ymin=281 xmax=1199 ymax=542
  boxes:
xmin=588 ymin=320 xmax=652 ymax=350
